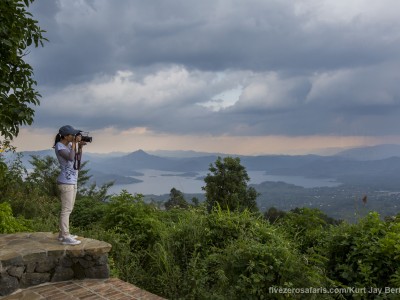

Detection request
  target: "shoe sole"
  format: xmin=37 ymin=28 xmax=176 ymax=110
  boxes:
xmin=58 ymin=235 xmax=78 ymax=241
xmin=61 ymin=241 xmax=81 ymax=245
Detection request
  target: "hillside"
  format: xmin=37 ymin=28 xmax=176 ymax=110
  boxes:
xmin=12 ymin=145 xmax=400 ymax=221
xmin=14 ymin=145 xmax=400 ymax=189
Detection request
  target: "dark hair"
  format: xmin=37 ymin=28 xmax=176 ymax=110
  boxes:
xmin=53 ymin=133 xmax=63 ymax=148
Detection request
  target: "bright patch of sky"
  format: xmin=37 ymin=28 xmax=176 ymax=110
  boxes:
xmin=198 ymin=86 xmax=242 ymax=111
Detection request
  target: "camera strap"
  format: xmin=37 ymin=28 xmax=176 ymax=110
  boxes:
xmin=73 ymin=146 xmax=82 ymax=170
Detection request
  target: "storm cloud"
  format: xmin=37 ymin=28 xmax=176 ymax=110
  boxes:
xmin=25 ymin=0 xmax=400 ymax=140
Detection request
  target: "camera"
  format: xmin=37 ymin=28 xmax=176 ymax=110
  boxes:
xmin=77 ymin=132 xmax=93 ymax=143
xmin=81 ymin=135 xmax=93 ymax=143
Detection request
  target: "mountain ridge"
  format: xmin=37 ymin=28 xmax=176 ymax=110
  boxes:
xmin=7 ymin=143 xmax=400 ymax=189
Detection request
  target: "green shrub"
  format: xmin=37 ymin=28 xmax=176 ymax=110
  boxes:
xmin=276 ymin=207 xmax=334 ymax=253
xmin=102 ymin=191 xmax=165 ymax=251
xmin=79 ymin=226 xmax=144 ymax=283
xmin=322 ymin=212 xmax=400 ymax=290
xmin=140 ymin=207 xmax=330 ymax=299
xmin=70 ymin=196 xmax=107 ymax=228
xmin=5 ymin=188 xmax=59 ymax=220
xmin=0 ymin=202 xmax=30 ymax=233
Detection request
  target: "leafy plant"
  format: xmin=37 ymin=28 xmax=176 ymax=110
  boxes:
xmin=164 ymin=187 xmax=189 ymax=210
xmin=70 ymin=196 xmax=107 ymax=228
xmin=0 ymin=202 xmax=30 ymax=233
xmin=102 ymin=191 xmax=164 ymax=252
xmin=203 ymin=156 xmax=259 ymax=213
xmin=322 ymin=212 xmax=400 ymax=289
xmin=0 ymin=0 xmax=47 ymax=139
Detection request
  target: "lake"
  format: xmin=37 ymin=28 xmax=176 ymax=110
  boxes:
xmin=108 ymin=169 xmax=340 ymax=196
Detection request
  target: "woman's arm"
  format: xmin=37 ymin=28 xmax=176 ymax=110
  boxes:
xmin=58 ymin=148 xmax=75 ymax=161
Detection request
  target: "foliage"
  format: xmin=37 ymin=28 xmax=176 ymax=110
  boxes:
xmin=0 ymin=202 xmax=30 ymax=233
xmin=203 ymin=156 xmax=259 ymax=213
xmin=79 ymin=181 xmax=113 ymax=202
xmin=4 ymin=143 xmax=400 ymax=299
xmin=0 ymin=0 xmax=47 ymax=139
xmin=26 ymin=155 xmax=60 ymax=197
xmin=70 ymin=196 xmax=107 ymax=228
xmin=277 ymin=207 xmax=336 ymax=253
xmin=102 ymin=191 xmax=164 ymax=252
xmin=0 ymin=140 xmax=26 ymax=202
xmin=264 ymin=206 xmax=287 ymax=224
xmin=321 ymin=212 xmax=400 ymax=292
xmin=164 ymin=187 xmax=189 ymax=210
xmin=95 ymin=199 xmax=330 ymax=299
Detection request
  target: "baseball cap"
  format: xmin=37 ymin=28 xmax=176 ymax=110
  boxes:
xmin=59 ymin=125 xmax=81 ymax=136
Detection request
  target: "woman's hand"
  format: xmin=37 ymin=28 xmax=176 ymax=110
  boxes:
xmin=74 ymin=135 xmax=87 ymax=149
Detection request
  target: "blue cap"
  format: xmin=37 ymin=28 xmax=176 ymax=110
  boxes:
xmin=59 ymin=125 xmax=81 ymax=136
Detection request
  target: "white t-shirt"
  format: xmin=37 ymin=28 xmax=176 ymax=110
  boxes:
xmin=55 ymin=142 xmax=78 ymax=184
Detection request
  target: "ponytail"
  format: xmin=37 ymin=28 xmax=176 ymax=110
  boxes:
xmin=53 ymin=133 xmax=62 ymax=148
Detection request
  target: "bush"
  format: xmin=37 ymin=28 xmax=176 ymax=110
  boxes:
xmin=139 ymin=207 xmax=330 ymax=299
xmin=0 ymin=202 xmax=30 ymax=233
xmin=70 ymin=196 xmax=107 ymax=228
xmin=322 ymin=212 xmax=400 ymax=290
xmin=102 ymin=191 xmax=164 ymax=252
xmin=276 ymin=207 xmax=334 ymax=253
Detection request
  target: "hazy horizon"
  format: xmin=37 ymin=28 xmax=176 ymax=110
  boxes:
xmin=12 ymin=142 xmax=400 ymax=159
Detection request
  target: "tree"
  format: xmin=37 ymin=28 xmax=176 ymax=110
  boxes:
xmin=26 ymin=155 xmax=60 ymax=197
xmin=164 ymin=187 xmax=189 ymax=210
xmin=264 ymin=206 xmax=286 ymax=223
xmin=0 ymin=140 xmax=26 ymax=201
xmin=202 ymin=156 xmax=259 ymax=212
xmin=0 ymin=0 xmax=47 ymax=139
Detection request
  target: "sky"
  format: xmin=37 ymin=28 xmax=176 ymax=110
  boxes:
xmin=11 ymin=0 xmax=400 ymax=155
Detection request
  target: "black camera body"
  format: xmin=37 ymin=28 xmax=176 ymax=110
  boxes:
xmin=81 ymin=135 xmax=93 ymax=143
xmin=76 ymin=132 xmax=93 ymax=143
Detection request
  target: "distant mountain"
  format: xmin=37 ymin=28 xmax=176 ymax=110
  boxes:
xmin=96 ymin=149 xmax=176 ymax=175
xmin=9 ymin=147 xmax=400 ymax=221
xmin=148 ymin=150 xmax=228 ymax=158
xmin=11 ymin=146 xmax=400 ymax=190
xmin=335 ymin=144 xmax=400 ymax=160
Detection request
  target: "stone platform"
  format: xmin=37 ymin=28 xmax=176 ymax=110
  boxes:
xmin=0 ymin=232 xmax=112 ymax=296
xmin=0 ymin=232 xmax=165 ymax=299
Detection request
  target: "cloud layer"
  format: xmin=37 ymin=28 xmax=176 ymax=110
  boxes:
xmin=24 ymin=0 xmax=400 ymax=145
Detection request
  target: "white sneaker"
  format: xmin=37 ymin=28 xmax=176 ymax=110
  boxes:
xmin=58 ymin=234 xmax=78 ymax=241
xmin=61 ymin=236 xmax=81 ymax=245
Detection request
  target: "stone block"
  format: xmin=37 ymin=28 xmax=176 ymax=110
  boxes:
xmin=0 ymin=250 xmax=23 ymax=267
xmin=0 ymin=272 xmax=19 ymax=296
xmin=72 ymin=262 xmax=86 ymax=279
xmin=94 ymin=254 xmax=108 ymax=266
xmin=26 ymin=262 xmax=37 ymax=273
xmin=36 ymin=258 xmax=56 ymax=273
xmin=51 ymin=266 xmax=74 ymax=282
xmin=77 ymin=258 xmax=95 ymax=269
xmin=60 ymin=256 xmax=73 ymax=267
xmin=7 ymin=266 xmax=25 ymax=278
xmin=22 ymin=251 xmax=47 ymax=263
xmin=20 ymin=272 xmax=51 ymax=288
xmin=85 ymin=264 xmax=110 ymax=279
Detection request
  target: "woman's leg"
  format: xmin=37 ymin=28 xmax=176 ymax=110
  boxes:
xmin=58 ymin=184 xmax=77 ymax=238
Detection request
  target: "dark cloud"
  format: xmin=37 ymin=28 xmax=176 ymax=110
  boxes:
xmin=25 ymin=0 xmax=400 ymax=138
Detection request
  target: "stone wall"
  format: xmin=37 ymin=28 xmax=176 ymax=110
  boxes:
xmin=0 ymin=232 xmax=112 ymax=296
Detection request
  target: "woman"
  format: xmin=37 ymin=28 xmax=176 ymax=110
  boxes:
xmin=53 ymin=125 xmax=86 ymax=245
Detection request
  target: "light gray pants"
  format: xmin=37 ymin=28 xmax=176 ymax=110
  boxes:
xmin=58 ymin=184 xmax=77 ymax=238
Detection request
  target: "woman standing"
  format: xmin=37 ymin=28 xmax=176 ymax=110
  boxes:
xmin=53 ymin=125 xmax=85 ymax=245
